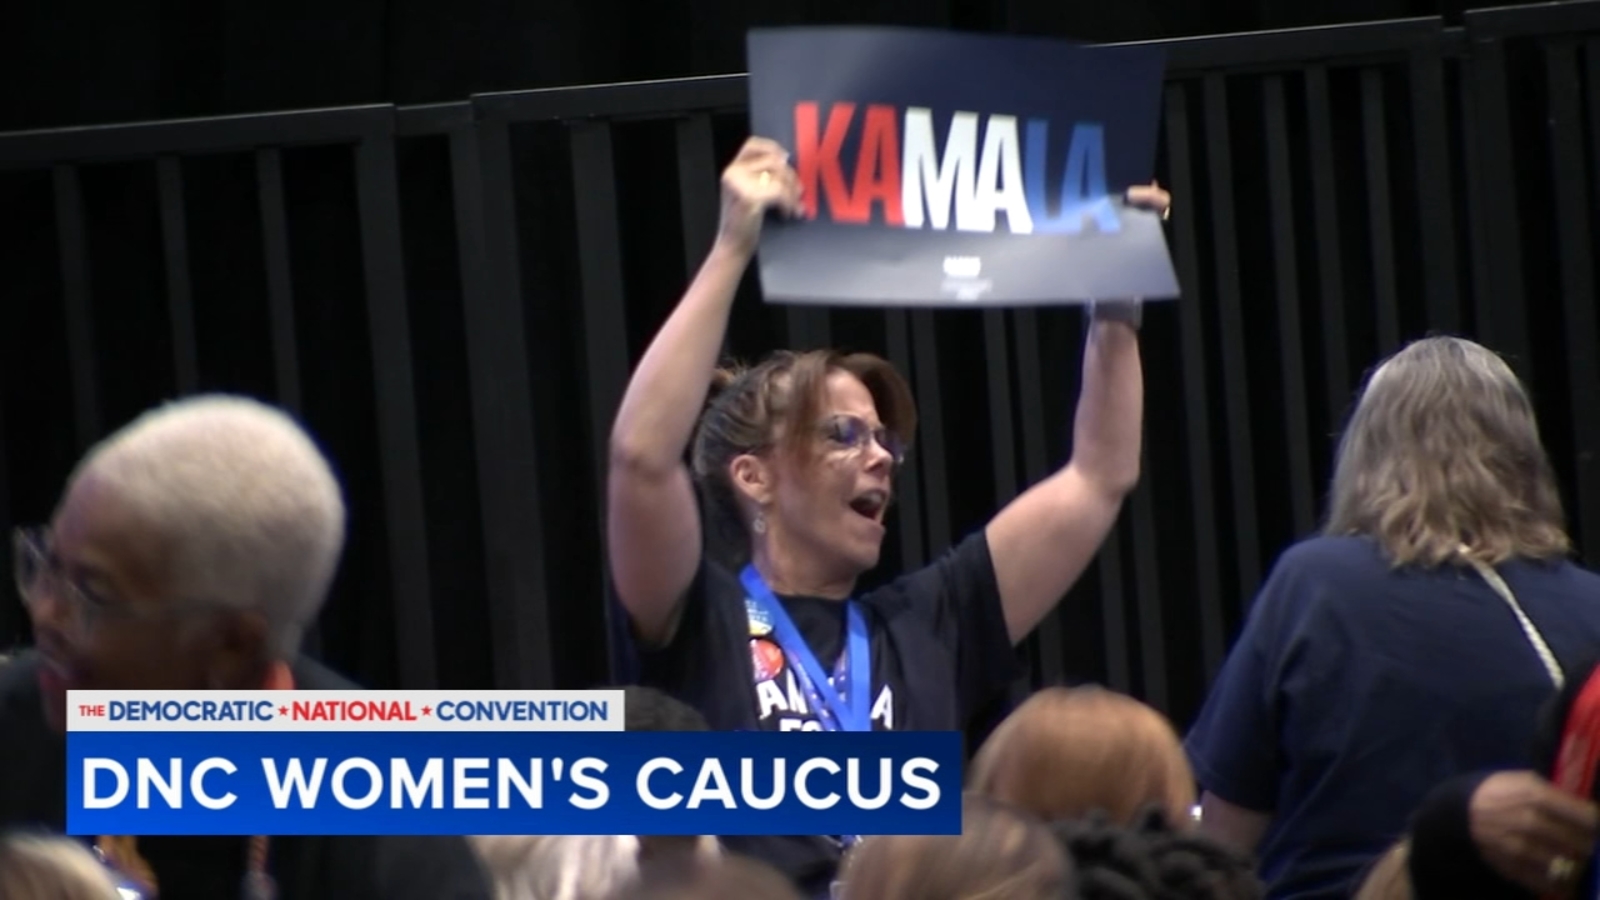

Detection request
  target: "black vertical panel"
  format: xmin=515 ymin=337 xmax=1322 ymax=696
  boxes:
xmin=569 ymin=122 xmax=633 ymax=508
xmin=1408 ymin=38 xmax=1462 ymax=334
xmin=884 ymin=310 xmax=926 ymax=571
xmin=354 ymin=134 xmax=437 ymax=690
xmin=1458 ymin=58 xmax=1496 ymax=341
xmin=569 ymin=122 xmax=628 ymax=682
xmin=1162 ymin=85 xmax=1225 ymax=681
xmin=157 ymin=156 xmax=199 ymax=395
xmin=675 ymin=114 xmax=719 ymax=279
xmin=1548 ymin=43 xmax=1600 ymax=560
xmin=1467 ymin=38 xmax=1531 ymax=371
xmin=1361 ymin=69 xmax=1401 ymax=355
xmin=1013 ymin=311 xmax=1049 ymax=481
xmin=0 ymin=392 xmax=11 ymax=644
xmin=983 ymin=311 xmax=1017 ymax=503
xmin=982 ymin=300 xmax=1034 ymax=723
xmin=53 ymin=164 xmax=102 ymax=449
xmin=1202 ymin=74 xmax=1263 ymax=599
xmin=1099 ymin=524 xmax=1131 ymax=693
xmin=786 ymin=304 xmax=832 ymax=351
xmin=1582 ymin=36 xmax=1600 ymax=561
xmin=1012 ymin=310 xmax=1063 ymax=686
xmin=256 ymin=149 xmax=302 ymax=415
xmin=1305 ymin=67 xmax=1352 ymax=414
xmin=909 ymin=312 xmax=951 ymax=554
xmin=1130 ymin=478 xmax=1165 ymax=711
xmin=461 ymin=118 xmax=552 ymax=690
xmin=1263 ymin=77 xmax=1316 ymax=539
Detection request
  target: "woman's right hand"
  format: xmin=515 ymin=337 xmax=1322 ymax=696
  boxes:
xmin=717 ymin=136 xmax=804 ymax=256
xmin=1469 ymin=770 xmax=1599 ymax=896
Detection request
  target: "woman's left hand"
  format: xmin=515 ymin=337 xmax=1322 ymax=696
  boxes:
xmin=1126 ymin=181 xmax=1171 ymax=220
xmin=1469 ymin=770 xmax=1598 ymax=897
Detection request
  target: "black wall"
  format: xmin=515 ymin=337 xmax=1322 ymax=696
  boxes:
xmin=1 ymin=2 xmax=1598 ymax=741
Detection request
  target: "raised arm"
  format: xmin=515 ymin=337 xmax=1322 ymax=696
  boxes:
xmin=984 ymin=184 xmax=1167 ymax=643
xmin=606 ymin=138 xmax=801 ymax=646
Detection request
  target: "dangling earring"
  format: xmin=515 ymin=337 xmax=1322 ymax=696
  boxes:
xmin=752 ymin=512 xmax=767 ymax=535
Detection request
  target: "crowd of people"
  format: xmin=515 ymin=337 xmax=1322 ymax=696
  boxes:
xmin=2 ymin=133 xmax=1598 ymax=900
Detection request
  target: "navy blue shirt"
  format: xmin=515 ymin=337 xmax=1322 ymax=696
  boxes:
xmin=632 ymin=530 xmax=1017 ymax=895
xmin=1185 ymin=535 xmax=1600 ymax=900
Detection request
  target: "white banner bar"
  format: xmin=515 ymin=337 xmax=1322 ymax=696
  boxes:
xmin=65 ymin=690 xmax=626 ymax=732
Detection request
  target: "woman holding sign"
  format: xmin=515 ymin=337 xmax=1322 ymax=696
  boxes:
xmin=605 ymin=136 xmax=1168 ymax=895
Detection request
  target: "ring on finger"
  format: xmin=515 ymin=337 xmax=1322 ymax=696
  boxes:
xmin=1548 ymin=856 xmax=1577 ymax=883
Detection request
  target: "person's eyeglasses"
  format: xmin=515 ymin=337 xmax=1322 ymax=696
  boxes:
xmin=819 ymin=415 xmax=905 ymax=466
xmin=12 ymin=527 xmax=214 ymax=636
xmin=13 ymin=527 xmax=118 ymax=636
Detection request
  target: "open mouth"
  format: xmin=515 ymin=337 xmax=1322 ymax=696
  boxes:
xmin=37 ymin=653 xmax=77 ymax=696
xmin=849 ymin=490 xmax=888 ymax=522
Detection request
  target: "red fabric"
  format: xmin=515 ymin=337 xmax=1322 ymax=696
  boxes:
xmin=1551 ymin=669 xmax=1600 ymax=799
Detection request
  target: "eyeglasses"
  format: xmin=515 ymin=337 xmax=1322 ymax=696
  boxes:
xmin=12 ymin=527 xmax=213 ymax=636
xmin=819 ymin=415 xmax=906 ymax=466
xmin=14 ymin=528 xmax=118 ymax=636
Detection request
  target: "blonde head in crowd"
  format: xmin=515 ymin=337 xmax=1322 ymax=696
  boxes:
xmin=969 ymin=686 xmax=1195 ymax=826
xmin=1353 ymin=842 xmax=1413 ymax=900
xmin=69 ymin=395 xmax=346 ymax=658
xmin=0 ymin=833 xmax=122 ymax=900
xmin=471 ymin=834 xmax=719 ymax=900
xmin=837 ymin=792 xmax=1069 ymax=900
xmin=610 ymin=854 xmax=802 ymax=900
xmin=1324 ymin=336 xmax=1569 ymax=568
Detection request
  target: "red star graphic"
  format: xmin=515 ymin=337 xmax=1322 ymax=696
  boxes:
xmin=421 ymin=705 xmax=432 ymax=716
xmin=278 ymin=706 xmax=289 ymax=717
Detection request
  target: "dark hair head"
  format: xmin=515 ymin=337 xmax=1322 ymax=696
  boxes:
xmin=622 ymin=686 xmax=710 ymax=733
xmin=691 ymin=350 xmax=915 ymax=543
xmin=1053 ymin=807 xmax=1263 ymax=900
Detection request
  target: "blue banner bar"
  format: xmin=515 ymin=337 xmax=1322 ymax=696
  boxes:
xmin=66 ymin=730 xmax=963 ymax=836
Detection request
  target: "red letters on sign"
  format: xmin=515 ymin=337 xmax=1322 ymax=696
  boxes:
xmin=793 ymin=102 xmax=904 ymax=225
xmin=795 ymin=101 xmax=852 ymax=220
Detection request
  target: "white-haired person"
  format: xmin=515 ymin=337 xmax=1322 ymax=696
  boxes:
xmin=0 ymin=831 xmax=125 ymax=900
xmin=1185 ymin=337 xmax=1600 ymax=900
xmin=471 ymin=687 xmax=721 ymax=900
xmin=605 ymin=135 xmax=1168 ymax=895
xmin=0 ymin=395 xmax=492 ymax=899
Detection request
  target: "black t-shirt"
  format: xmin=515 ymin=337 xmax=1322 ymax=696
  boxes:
xmin=0 ymin=650 xmax=492 ymax=900
xmin=633 ymin=529 xmax=1018 ymax=895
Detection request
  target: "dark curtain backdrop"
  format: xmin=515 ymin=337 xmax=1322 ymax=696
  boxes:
xmin=1 ymin=0 xmax=1500 ymax=132
xmin=0 ymin=0 xmax=1590 ymax=748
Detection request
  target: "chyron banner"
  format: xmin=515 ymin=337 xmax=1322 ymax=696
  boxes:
xmin=747 ymin=27 xmax=1178 ymax=307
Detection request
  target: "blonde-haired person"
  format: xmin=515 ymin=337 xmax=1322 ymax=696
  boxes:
xmin=0 ymin=833 xmax=122 ymax=900
xmin=472 ymin=835 xmax=719 ymax=900
xmin=1185 ymin=337 xmax=1600 ymax=900
xmin=610 ymin=855 xmax=803 ymax=900
xmin=836 ymin=793 xmax=1068 ymax=900
xmin=969 ymin=685 xmax=1195 ymax=826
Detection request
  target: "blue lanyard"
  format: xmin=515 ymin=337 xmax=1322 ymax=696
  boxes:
xmin=740 ymin=565 xmax=873 ymax=732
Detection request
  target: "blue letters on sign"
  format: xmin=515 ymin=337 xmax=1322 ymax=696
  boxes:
xmin=1025 ymin=121 xmax=1118 ymax=235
